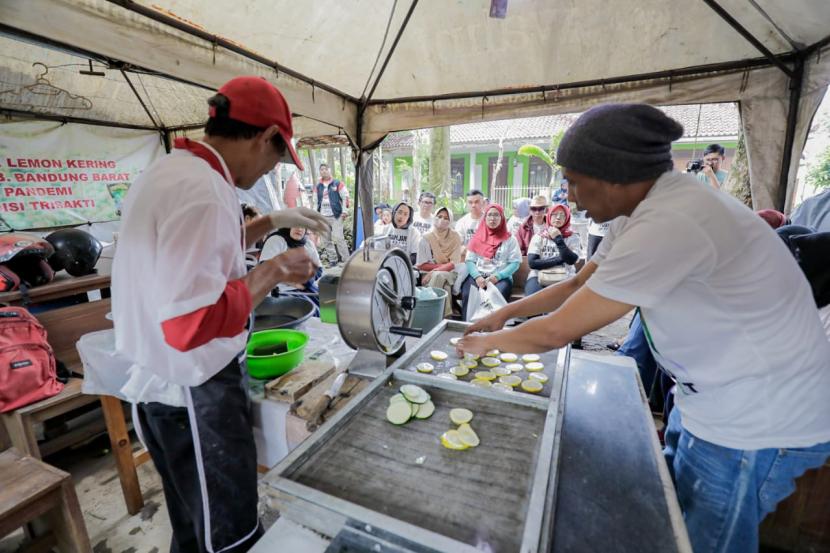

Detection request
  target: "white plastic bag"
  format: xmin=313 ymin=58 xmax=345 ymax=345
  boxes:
xmin=466 ymin=283 xmax=508 ymax=322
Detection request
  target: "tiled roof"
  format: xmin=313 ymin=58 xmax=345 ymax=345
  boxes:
xmin=381 ymin=103 xmax=740 ymax=151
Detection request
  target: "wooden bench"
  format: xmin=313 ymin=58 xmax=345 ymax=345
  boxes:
xmin=0 ymin=448 xmax=91 ymax=553
xmin=0 ymin=297 xmax=149 ymax=516
xmin=510 ymin=256 xmax=530 ymax=302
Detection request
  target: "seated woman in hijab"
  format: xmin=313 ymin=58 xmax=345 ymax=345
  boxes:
xmin=507 ymin=197 xmax=530 ymax=236
xmin=461 ymin=204 xmax=521 ymax=320
xmin=260 ymin=227 xmax=323 ymax=306
xmin=416 ymin=207 xmax=463 ymax=317
xmin=525 ymin=203 xmax=581 ymax=296
xmin=381 ymin=202 xmax=421 ymax=264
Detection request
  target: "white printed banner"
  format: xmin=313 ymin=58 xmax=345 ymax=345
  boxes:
xmin=0 ymin=121 xmax=164 ymax=229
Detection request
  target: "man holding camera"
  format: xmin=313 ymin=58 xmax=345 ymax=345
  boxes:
xmin=696 ymin=143 xmax=728 ymax=189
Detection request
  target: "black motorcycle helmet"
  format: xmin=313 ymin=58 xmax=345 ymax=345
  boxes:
xmin=45 ymin=228 xmax=103 ymax=277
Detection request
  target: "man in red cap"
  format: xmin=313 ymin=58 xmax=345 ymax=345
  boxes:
xmin=112 ymin=76 xmax=329 ymax=553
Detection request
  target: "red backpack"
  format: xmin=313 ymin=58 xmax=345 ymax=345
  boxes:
xmin=0 ymin=307 xmax=62 ymax=413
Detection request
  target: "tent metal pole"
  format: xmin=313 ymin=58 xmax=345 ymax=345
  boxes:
xmin=366 ymin=56 xmax=788 ymax=105
xmin=0 ymin=108 xmax=160 ymax=131
xmin=700 ymin=0 xmax=794 ymax=79
xmin=120 ymin=68 xmax=161 ymax=129
xmin=104 ymin=0 xmax=358 ymax=104
xmin=777 ymin=56 xmax=804 ymax=212
xmin=362 ymin=0 xmax=420 ymax=107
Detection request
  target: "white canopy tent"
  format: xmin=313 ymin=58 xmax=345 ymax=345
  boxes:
xmin=2 ymin=0 xmax=829 ymax=218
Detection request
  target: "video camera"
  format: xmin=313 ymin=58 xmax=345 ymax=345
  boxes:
xmin=686 ymin=159 xmax=704 ymax=173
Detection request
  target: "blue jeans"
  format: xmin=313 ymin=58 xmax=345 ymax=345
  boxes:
xmin=524 ymin=276 xmax=543 ymax=296
xmin=663 ymin=408 xmax=830 ymax=553
xmin=616 ymin=311 xmax=658 ymax=396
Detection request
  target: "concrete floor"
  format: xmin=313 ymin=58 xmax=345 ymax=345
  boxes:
xmin=0 ymin=318 xmax=632 ymax=553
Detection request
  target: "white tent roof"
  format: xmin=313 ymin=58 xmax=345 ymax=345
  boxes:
xmin=1 ymin=0 xmax=829 ymax=210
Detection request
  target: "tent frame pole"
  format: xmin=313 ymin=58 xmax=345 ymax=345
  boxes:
xmin=777 ymin=55 xmax=805 ymax=211
xmin=119 ymin=68 xmax=161 ymax=129
xmin=699 ymin=0 xmax=795 ymax=79
xmin=0 ymin=108 xmax=160 ymax=131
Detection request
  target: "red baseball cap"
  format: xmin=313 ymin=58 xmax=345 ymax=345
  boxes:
xmin=214 ymin=76 xmax=304 ymax=170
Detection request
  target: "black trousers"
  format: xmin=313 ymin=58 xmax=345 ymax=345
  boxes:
xmin=137 ymin=359 xmax=262 ymax=553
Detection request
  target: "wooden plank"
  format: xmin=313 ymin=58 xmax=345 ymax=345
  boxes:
xmin=292 ymin=373 xmax=369 ymax=431
xmin=0 ymin=273 xmax=110 ymax=305
xmin=18 ymin=532 xmax=57 ymax=553
xmin=285 ymin=383 xmax=547 ymax=553
xmin=47 ymin=480 xmax=92 ymax=553
xmin=1 ymin=411 xmax=40 ymax=458
xmin=35 ymin=298 xmax=112 ymax=371
xmin=100 ymin=395 xmax=144 ymax=516
xmin=0 ymin=449 xmax=63 ymax=520
xmin=265 ymin=358 xmax=336 ymax=404
xmin=38 ymin=416 xmax=107 ymax=459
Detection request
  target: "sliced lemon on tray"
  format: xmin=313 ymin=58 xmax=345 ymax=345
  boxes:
xmin=430 ymin=350 xmax=449 ymax=361
xmin=521 ymin=379 xmax=544 ymax=393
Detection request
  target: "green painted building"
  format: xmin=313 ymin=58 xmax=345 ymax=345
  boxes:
xmin=380 ymin=104 xmax=739 ymax=210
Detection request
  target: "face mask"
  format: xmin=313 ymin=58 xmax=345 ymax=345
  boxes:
xmin=435 ymin=218 xmax=450 ymax=230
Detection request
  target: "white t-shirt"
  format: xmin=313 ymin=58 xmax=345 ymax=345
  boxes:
xmin=820 ymin=305 xmax=830 ymax=340
xmin=588 ymin=219 xmax=611 ymax=236
xmin=259 ymin=234 xmax=321 ymax=292
xmin=412 ymin=213 xmax=434 ymax=236
xmin=112 ymin=143 xmax=248 ymax=406
xmin=526 ymin=233 xmax=581 ymax=281
xmin=320 ymin=194 xmax=333 ymax=217
xmin=588 ymin=171 xmax=830 ymax=449
xmin=373 ymin=220 xmax=391 ymax=236
xmin=455 ymin=214 xmax=482 ymax=245
xmin=506 ymin=216 xmax=523 ymax=236
xmin=465 ymin=236 xmax=522 ymax=278
xmin=380 ymin=226 xmax=421 ymax=257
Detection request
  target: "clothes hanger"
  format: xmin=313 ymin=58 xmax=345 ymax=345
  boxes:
xmin=0 ymin=63 xmax=93 ymax=111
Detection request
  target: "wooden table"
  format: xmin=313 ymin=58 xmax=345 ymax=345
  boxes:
xmin=0 ymin=273 xmax=111 ymax=306
xmin=0 ymin=271 xmax=149 ymax=516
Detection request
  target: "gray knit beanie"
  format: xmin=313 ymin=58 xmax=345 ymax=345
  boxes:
xmin=557 ymin=103 xmax=684 ymax=184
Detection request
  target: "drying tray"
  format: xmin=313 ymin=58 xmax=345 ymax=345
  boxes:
xmin=264 ymin=320 xmax=569 ymax=553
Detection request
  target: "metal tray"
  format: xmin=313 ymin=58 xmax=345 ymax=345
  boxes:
xmin=264 ymin=320 xmax=569 ymax=553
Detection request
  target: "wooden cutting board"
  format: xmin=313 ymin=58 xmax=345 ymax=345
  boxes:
xmin=264 ymin=356 xmax=336 ymax=404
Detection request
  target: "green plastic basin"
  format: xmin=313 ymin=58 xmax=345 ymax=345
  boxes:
xmin=246 ymin=329 xmax=309 ymax=380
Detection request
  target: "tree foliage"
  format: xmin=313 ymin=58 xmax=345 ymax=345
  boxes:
xmin=806 ymin=145 xmax=830 ymax=189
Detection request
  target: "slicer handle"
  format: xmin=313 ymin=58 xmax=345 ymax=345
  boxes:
xmin=389 ymin=326 xmax=423 ymax=338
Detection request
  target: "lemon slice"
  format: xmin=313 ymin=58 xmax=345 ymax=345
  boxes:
xmin=521 ymin=354 xmax=541 ymax=362
xmin=415 ymin=400 xmax=435 ymax=419
xmin=525 ymin=361 xmax=544 ymax=372
xmin=529 ymin=372 xmax=549 ymax=384
xmin=485 ymin=349 xmax=500 ymax=357
xmin=450 ymin=365 xmax=470 ymax=377
xmin=437 ymin=372 xmax=457 ymax=380
xmin=441 ymin=430 xmax=468 ymax=450
xmin=449 ymin=408 xmax=474 ymax=425
xmin=499 ymin=353 xmax=518 ymax=362
xmin=499 ymin=375 xmax=522 ymax=387
xmin=492 ymin=383 xmax=513 ymax=392
xmin=430 ymin=350 xmax=448 ymax=361
xmin=449 ymin=337 xmax=461 ymax=346
xmin=457 ymin=423 xmax=480 ymax=447
xmin=460 ymin=360 xmax=478 ymax=369
xmin=480 ymin=357 xmax=501 ymax=368
xmin=474 ymin=370 xmax=496 ymax=381
xmin=416 ymin=362 xmax=434 ymax=373
xmin=521 ymin=379 xmax=544 ymax=393
xmin=471 ymin=379 xmax=492 ymax=388
xmin=505 ymin=363 xmax=524 ymax=373
xmin=492 ymin=366 xmax=511 ymax=377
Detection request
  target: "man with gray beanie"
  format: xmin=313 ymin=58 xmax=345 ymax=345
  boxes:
xmin=458 ymin=103 xmax=830 ymax=553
